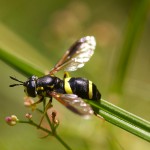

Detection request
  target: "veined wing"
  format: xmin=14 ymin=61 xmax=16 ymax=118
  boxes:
xmin=50 ymin=36 xmax=96 ymax=74
xmin=50 ymin=92 xmax=94 ymax=118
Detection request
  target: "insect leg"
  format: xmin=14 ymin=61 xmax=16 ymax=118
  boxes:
xmin=38 ymin=97 xmax=53 ymax=127
xmin=30 ymin=96 xmax=44 ymax=110
xmin=34 ymin=96 xmax=44 ymax=105
xmin=94 ymin=112 xmax=104 ymax=120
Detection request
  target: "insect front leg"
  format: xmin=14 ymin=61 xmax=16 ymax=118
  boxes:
xmin=31 ymin=96 xmax=44 ymax=110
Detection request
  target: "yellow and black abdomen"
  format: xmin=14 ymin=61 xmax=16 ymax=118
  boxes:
xmin=64 ymin=77 xmax=101 ymax=101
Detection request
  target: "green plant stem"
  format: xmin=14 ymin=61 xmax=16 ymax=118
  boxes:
xmin=0 ymin=48 xmax=43 ymax=77
xmin=100 ymin=99 xmax=150 ymax=132
xmin=20 ymin=120 xmax=52 ymax=134
xmin=19 ymin=120 xmax=71 ymax=150
xmin=54 ymin=134 xmax=71 ymax=150
xmin=1 ymin=48 xmax=150 ymax=142
xmin=36 ymin=108 xmax=56 ymax=134
xmin=87 ymin=100 xmax=150 ymax=142
xmin=44 ymin=112 xmax=70 ymax=149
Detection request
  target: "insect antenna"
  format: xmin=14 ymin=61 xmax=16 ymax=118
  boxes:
xmin=9 ymin=76 xmax=24 ymax=87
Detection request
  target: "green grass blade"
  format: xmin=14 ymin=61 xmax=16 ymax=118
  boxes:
xmin=87 ymin=100 xmax=150 ymax=142
xmin=0 ymin=48 xmax=43 ymax=77
xmin=1 ymin=47 xmax=150 ymax=142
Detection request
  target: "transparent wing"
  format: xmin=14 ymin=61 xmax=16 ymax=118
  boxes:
xmin=50 ymin=92 xmax=94 ymax=118
xmin=50 ymin=36 xmax=96 ymax=74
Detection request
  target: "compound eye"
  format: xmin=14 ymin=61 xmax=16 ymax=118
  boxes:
xmin=27 ymin=80 xmax=37 ymax=97
xmin=23 ymin=76 xmax=37 ymax=97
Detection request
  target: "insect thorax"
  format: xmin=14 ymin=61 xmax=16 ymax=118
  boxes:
xmin=36 ymin=75 xmax=63 ymax=96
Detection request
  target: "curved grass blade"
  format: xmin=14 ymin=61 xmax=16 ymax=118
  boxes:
xmin=1 ymin=48 xmax=150 ymax=142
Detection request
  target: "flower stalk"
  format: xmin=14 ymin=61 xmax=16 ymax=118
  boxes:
xmin=5 ymin=109 xmax=71 ymax=150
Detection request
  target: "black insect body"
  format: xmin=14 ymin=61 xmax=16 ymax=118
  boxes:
xmin=10 ymin=36 xmax=101 ymax=119
xmin=64 ymin=77 xmax=101 ymax=100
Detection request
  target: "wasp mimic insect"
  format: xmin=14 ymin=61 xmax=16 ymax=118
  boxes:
xmin=10 ymin=36 xmax=101 ymax=123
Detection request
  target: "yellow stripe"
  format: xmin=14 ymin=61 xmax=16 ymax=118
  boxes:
xmin=88 ymin=81 xmax=93 ymax=99
xmin=64 ymin=78 xmax=73 ymax=94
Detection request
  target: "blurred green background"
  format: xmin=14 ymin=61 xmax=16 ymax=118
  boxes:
xmin=0 ymin=0 xmax=150 ymax=150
